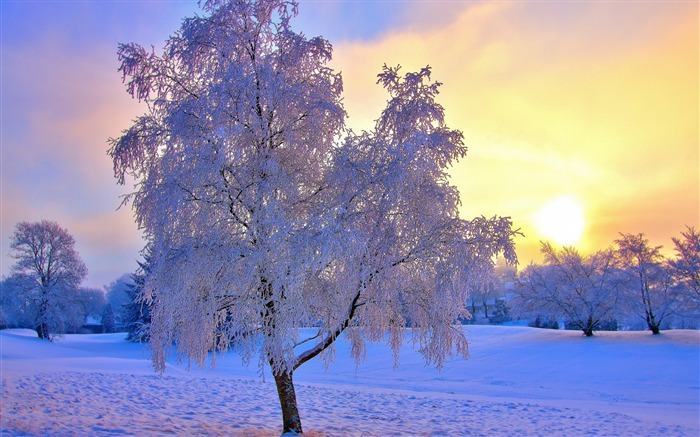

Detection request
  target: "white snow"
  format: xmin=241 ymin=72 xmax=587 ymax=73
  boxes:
xmin=2 ymin=326 xmax=698 ymax=436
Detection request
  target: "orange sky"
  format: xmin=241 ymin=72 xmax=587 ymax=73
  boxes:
xmin=326 ymin=1 xmax=699 ymax=264
xmin=1 ymin=1 xmax=698 ymax=286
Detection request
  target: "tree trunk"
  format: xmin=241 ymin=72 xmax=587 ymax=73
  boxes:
xmin=273 ymin=370 xmax=303 ymax=435
xmin=36 ymin=321 xmax=49 ymax=340
xmin=646 ymin=311 xmax=661 ymax=334
xmin=583 ymin=317 xmax=594 ymax=337
xmin=36 ymin=296 xmax=50 ymax=340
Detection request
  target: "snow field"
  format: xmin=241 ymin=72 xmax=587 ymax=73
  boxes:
xmin=2 ymin=326 xmax=698 ymax=436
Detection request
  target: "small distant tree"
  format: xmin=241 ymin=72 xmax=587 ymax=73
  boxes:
xmin=105 ymin=274 xmax=134 ymax=325
xmin=467 ymin=278 xmax=496 ymax=321
xmin=101 ymin=303 xmax=116 ymax=333
xmin=8 ymin=220 xmax=88 ymax=339
xmin=490 ymin=298 xmax=511 ymax=324
xmin=515 ymin=243 xmax=623 ymax=336
xmin=529 ymin=315 xmax=559 ymax=330
xmin=76 ymin=287 xmax=106 ymax=326
xmin=109 ymin=0 xmax=518 ymax=433
xmin=615 ymin=233 xmax=676 ymax=335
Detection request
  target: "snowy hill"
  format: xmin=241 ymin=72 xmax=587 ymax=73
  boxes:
xmin=2 ymin=326 xmax=698 ymax=436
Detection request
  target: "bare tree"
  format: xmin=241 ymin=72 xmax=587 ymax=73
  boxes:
xmin=515 ymin=243 xmax=623 ymax=336
xmin=109 ymin=0 xmax=518 ymax=433
xmin=8 ymin=220 xmax=87 ymax=339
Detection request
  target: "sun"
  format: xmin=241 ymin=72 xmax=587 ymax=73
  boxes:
xmin=533 ymin=195 xmax=585 ymax=246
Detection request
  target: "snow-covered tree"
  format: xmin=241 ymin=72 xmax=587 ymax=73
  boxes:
xmin=76 ymin=287 xmax=106 ymax=324
xmin=467 ymin=273 xmax=497 ymax=320
xmin=0 ymin=274 xmax=36 ymax=329
xmin=105 ymin=274 xmax=134 ymax=325
xmin=490 ymin=298 xmax=511 ymax=325
xmin=514 ymin=243 xmax=623 ymax=336
xmin=670 ymin=226 xmax=700 ymax=311
xmin=123 ymin=252 xmax=153 ymax=342
xmin=8 ymin=220 xmax=88 ymax=339
xmin=109 ymin=1 xmax=518 ymax=433
xmin=0 ymin=278 xmax=99 ymax=333
xmin=101 ymin=303 xmax=116 ymax=333
xmin=615 ymin=233 xmax=677 ymax=334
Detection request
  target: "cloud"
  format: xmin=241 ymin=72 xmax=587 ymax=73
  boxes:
xmin=4 ymin=37 xmax=142 ymax=182
xmin=296 ymin=0 xmax=472 ymax=43
xmin=1 ymin=1 xmax=198 ymax=287
xmin=329 ymin=1 xmax=698 ymax=263
xmin=70 ymin=209 xmax=145 ymax=288
xmin=2 ymin=0 xmax=696 ymax=283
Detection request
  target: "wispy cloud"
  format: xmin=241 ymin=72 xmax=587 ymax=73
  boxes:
xmin=330 ymin=1 xmax=698 ymax=261
xmin=2 ymin=34 xmax=147 ymax=287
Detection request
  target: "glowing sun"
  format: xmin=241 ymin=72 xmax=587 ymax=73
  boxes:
xmin=533 ymin=195 xmax=585 ymax=246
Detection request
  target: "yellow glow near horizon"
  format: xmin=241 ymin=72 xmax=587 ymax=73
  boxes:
xmin=330 ymin=1 xmax=698 ymax=264
xmin=533 ymin=196 xmax=585 ymax=247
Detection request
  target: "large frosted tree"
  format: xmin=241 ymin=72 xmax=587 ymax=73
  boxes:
xmin=109 ymin=0 xmax=517 ymax=433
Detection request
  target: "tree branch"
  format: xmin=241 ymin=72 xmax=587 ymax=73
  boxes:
xmin=293 ymin=287 xmax=363 ymax=370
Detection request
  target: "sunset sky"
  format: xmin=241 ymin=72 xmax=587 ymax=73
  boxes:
xmin=2 ymin=0 xmax=698 ymax=289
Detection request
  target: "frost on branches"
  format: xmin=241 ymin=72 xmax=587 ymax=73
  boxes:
xmin=515 ymin=243 xmax=624 ymax=337
xmin=615 ymin=233 xmax=678 ymax=335
xmin=108 ymin=0 xmax=518 ymax=434
xmin=8 ymin=220 xmax=88 ymax=340
xmin=671 ymin=226 xmax=700 ymax=305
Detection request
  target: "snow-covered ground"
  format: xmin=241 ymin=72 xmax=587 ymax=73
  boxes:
xmin=1 ymin=326 xmax=698 ymax=436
